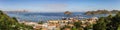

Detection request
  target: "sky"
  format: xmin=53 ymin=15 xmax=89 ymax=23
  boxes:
xmin=0 ymin=0 xmax=120 ymax=12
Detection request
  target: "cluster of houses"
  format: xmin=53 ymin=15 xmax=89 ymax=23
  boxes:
xmin=19 ymin=17 xmax=98 ymax=30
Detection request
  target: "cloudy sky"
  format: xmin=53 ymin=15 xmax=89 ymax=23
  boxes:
xmin=0 ymin=0 xmax=120 ymax=12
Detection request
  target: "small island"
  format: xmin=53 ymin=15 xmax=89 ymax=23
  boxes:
xmin=85 ymin=10 xmax=120 ymax=15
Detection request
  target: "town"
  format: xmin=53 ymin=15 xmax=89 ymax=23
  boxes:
xmin=19 ymin=17 xmax=98 ymax=30
xmin=0 ymin=0 xmax=120 ymax=30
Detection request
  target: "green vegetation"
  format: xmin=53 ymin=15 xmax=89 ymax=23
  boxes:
xmin=1 ymin=10 xmax=120 ymax=30
xmin=60 ymin=21 xmax=83 ymax=30
xmin=93 ymin=17 xmax=107 ymax=30
xmin=60 ymin=25 xmax=71 ymax=30
xmin=61 ymin=11 xmax=120 ymax=30
xmin=74 ymin=21 xmax=82 ymax=28
xmin=117 ymin=25 xmax=120 ymax=30
xmin=93 ymin=12 xmax=120 ymax=30
xmin=0 ymin=10 xmax=33 ymax=30
xmin=38 ymin=21 xmax=43 ymax=24
xmin=85 ymin=10 xmax=120 ymax=15
xmin=71 ymin=27 xmax=77 ymax=30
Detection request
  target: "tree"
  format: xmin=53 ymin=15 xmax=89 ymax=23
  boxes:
xmin=109 ymin=12 xmax=120 ymax=30
xmin=0 ymin=10 xmax=33 ymax=30
xmin=84 ymin=24 xmax=93 ymax=30
xmin=93 ymin=17 xmax=106 ymax=30
xmin=93 ymin=12 xmax=120 ymax=30
xmin=106 ymin=15 xmax=114 ymax=30
xmin=60 ymin=25 xmax=71 ymax=30
xmin=117 ymin=25 xmax=120 ymax=30
xmin=38 ymin=21 xmax=43 ymax=24
xmin=12 ymin=17 xmax=18 ymax=22
xmin=71 ymin=27 xmax=77 ymax=30
xmin=74 ymin=22 xmax=82 ymax=28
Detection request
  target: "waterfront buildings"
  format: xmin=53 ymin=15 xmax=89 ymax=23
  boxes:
xmin=19 ymin=17 xmax=98 ymax=30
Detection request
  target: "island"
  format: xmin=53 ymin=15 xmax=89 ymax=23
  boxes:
xmin=85 ymin=10 xmax=120 ymax=15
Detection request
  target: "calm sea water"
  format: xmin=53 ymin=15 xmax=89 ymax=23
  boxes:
xmin=6 ymin=12 xmax=108 ymax=22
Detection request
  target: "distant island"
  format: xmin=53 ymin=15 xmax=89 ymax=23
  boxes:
xmin=85 ymin=10 xmax=120 ymax=15
xmin=4 ymin=10 xmax=28 ymax=13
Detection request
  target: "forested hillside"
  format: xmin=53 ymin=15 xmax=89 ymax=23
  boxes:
xmin=85 ymin=10 xmax=120 ymax=15
xmin=93 ymin=12 xmax=120 ymax=30
xmin=0 ymin=10 xmax=33 ymax=30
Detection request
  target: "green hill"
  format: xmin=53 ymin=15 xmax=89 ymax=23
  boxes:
xmin=85 ymin=10 xmax=120 ymax=15
xmin=0 ymin=10 xmax=33 ymax=30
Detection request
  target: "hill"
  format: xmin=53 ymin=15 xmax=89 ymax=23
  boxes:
xmin=85 ymin=10 xmax=120 ymax=15
xmin=0 ymin=10 xmax=33 ymax=30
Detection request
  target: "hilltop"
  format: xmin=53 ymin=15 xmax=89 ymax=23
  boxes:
xmin=85 ymin=10 xmax=120 ymax=15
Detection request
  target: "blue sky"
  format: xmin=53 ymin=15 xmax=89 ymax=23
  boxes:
xmin=0 ymin=0 xmax=120 ymax=12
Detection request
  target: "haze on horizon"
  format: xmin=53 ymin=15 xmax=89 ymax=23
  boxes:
xmin=0 ymin=0 xmax=120 ymax=12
